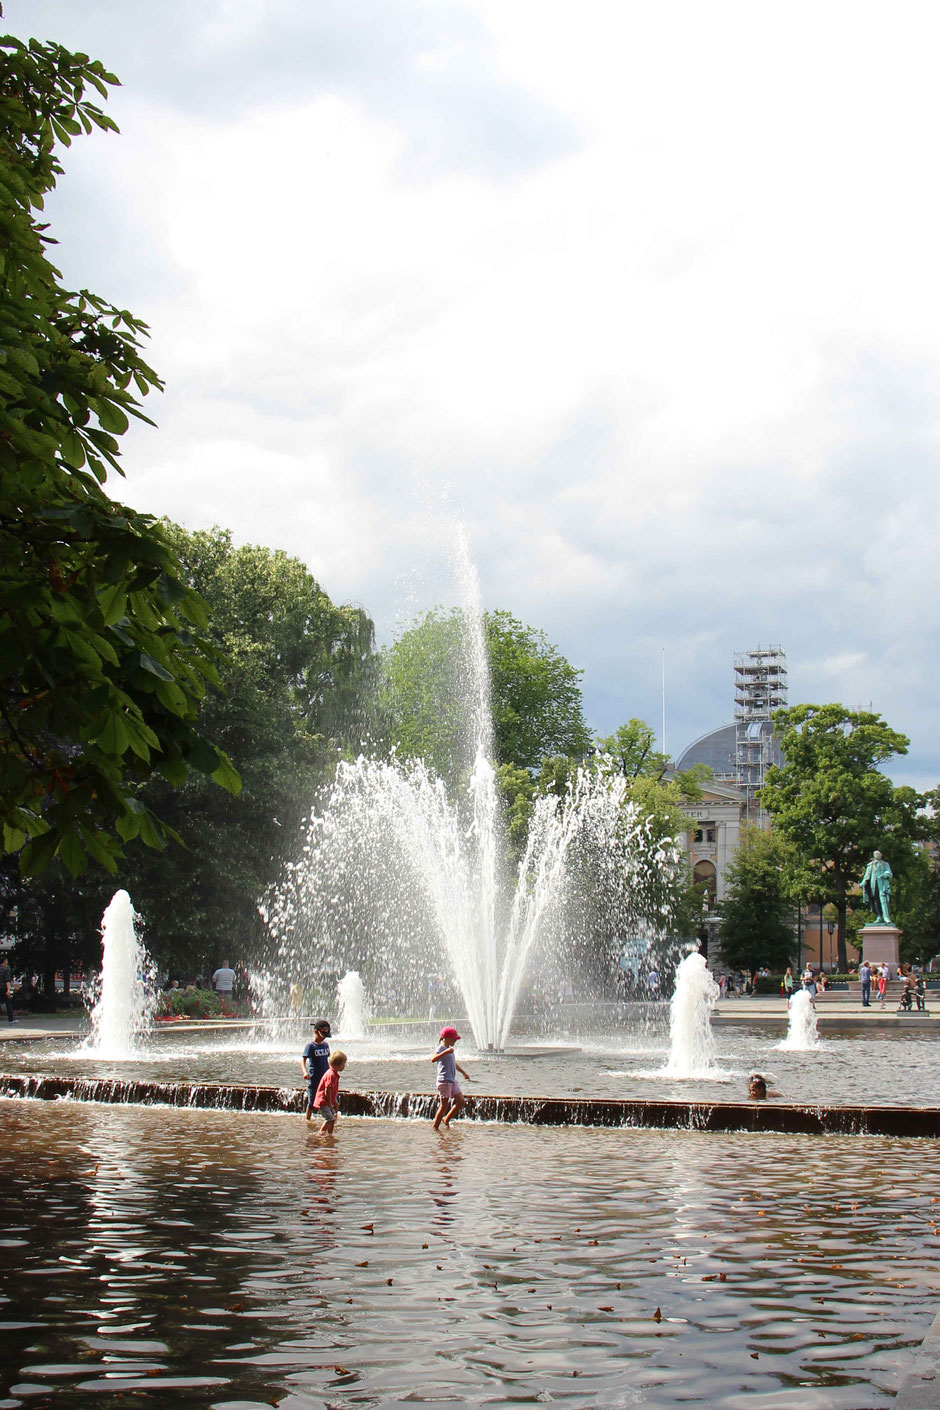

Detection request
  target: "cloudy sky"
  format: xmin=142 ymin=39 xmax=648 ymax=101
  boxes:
xmin=12 ymin=0 xmax=940 ymax=786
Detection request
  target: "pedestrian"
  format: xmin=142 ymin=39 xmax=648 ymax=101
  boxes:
xmin=302 ymin=1020 xmax=332 ymax=1121
xmin=859 ymin=959 xmax=872 ymax=1007
xmin=877 ymin=964 xmax=888 ymax=1009
xmin=312 ymin=1051 xmax=347 ymax=1135
xmin=430 ymin=1025 xmax=472 ymax=1131
xmin=0 ymin=956 xmax=15 ymax=1024
xmin=212 ymin=962 xmax=236 ymax=1004
xmin=782 ymin=966 xmax=793 ymax=1002
xmin=802 ymin=967 xmax=817 ymax=1000
xmin=899 ymin=971 xmax=919 ymax=1013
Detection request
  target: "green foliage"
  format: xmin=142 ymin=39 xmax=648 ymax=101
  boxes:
xmin=535 ymin=732 xmax=698 ymax=939
xmin=115 ymin=526 xmax=378 ymax=976
xmin=761 ymin=704 xmax=924 ymax=968
xmin=894 ymin=846 xmax=940 ymax=963
xmin=717 ymin=826 xmax=796 ymax=972
xmin=2 ymin=855 xmax=112 ymax=1000
xmin=495 ymin=762 xmax=536 ymax=848
xmin=157 ymin=987 xmax=221 ymax=1019
xmin=0 ymin=32 xmax=238 ymax=876
xmin=486 ymin=609 xmax=592 ymax=769
xmin=380 ymin=607 xmax=591 ymax=782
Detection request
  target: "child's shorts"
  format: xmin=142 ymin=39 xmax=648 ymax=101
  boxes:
xmin=315 ymin=1103 xmax=338 ymax=1121
xmin=436 ymin=1081 xmax=462 ymax=1101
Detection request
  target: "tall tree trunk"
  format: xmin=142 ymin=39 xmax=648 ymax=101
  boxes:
xmin=837 ymin=900 xmax=848 ymax=972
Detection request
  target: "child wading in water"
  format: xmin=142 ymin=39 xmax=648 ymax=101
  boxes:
xmin=430 ymin=1025 xmax=472 ymax=1130
xmin=301 ymin=1019 xmax=332 ymax=1121
xmin=312 ymin=1051 xmax=347 ymax=1135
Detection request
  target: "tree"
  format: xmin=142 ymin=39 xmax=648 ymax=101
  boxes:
xmin=114 ymin=526 xmax=378 ymax=976
xmin=761 ymin=704 xmax=923 ymax=969
xmin=380 ymin=608 xmax=591 ymax=782
xmin=0 ymin=32 xmax=238 ymax=878
xmin=717 ymin=826 xmax=795 ymax=973
xmin=486 ymin=610 xmax=592 ymax=769
xmin=893 ymin=847 xmax=940 ymax=964
xmin=535 ymin=723 xmax=708 ymax=957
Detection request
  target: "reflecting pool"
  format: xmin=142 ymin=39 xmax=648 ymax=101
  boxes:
xmin=1 ymin=1100 xmax=938 ymax=1407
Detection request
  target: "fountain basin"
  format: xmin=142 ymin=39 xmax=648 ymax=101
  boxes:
xmin=4 ymin=1072 xmax=940 ymax=1137
xmin=2 ymin=1101 xmax=938 ymax=1407
xmin=2 ymin=1021 xmax=939 ymax=1105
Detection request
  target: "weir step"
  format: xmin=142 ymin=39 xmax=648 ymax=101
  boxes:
xmin=3 ymin=1073 xmax=940 ymax=1138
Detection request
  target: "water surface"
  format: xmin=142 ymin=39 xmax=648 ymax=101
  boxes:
xmin=2 ymin=1022 xmax=938 ymax=1107
xmin=1 ymin=1100 xmax=937 ymax=1407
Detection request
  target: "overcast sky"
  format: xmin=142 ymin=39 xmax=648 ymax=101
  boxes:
xmin=11 ymin=0 xmax=940 ymax=787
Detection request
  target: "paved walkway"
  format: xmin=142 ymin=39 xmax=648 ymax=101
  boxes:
xmin=713 ymin=995 xmax=935 ymax=1028
xmin=0 ymin=999 xmax=934 ymax=1043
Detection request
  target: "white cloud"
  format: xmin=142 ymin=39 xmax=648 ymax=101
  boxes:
xmin=10 ymin=0 xmax=940 ymax=786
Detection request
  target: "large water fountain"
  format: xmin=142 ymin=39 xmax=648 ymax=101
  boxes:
xmin=261 ymin=532 xmax=681 ymax=1050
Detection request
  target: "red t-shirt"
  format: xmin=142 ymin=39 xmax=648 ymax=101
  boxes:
xmin=314 ymin=1068 xmax=339 ymax=1109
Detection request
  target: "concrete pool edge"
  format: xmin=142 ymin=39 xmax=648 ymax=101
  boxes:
xmin=896 ymin=1306 xmax=940 ymax=1409
xmin=3 ymin=1073 xmax=940 ymax=1137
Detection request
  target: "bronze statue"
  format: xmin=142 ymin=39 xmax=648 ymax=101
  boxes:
xmin=862 ymin=850 xmax=893 ymax=926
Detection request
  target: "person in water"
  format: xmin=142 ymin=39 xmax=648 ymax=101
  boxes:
xmin=430 ymin=1025 xmax=472 ymax=1130
xmin=301 ymin=1019 xmax=332 ymax=1121
xmin=747 ymin=1073 xmax=781 ymax=1100
xmin=312 ymin=1051 xmax=347 ymax=1135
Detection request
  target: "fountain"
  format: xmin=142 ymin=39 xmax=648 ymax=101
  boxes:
xmin=261 ymin=531 xmax=681 ymax=1051
xmin=662 ymin=951 xmax=720 ymax=1077
xmin=84 ymin=889 xmax=155 ymax=1058
xmin=776 ymin=989 xmax=821 ymax=1051
xmin=337 ymin=970 xmax=371 ymax=1040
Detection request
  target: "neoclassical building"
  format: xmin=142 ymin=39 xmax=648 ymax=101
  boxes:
xmin=678 ymin=776 xmax=745 ymax=904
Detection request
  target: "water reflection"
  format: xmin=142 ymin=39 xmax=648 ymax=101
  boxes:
xmin=0 ymin=1101 xmax=936 ymax=1408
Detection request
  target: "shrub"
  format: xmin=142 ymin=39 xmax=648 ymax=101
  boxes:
xmin=157 ymin=987 xmax=222 ymax=1019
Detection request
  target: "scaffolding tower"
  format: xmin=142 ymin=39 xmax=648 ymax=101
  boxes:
xmin=733 ymin=645 xmax=787 ymax=813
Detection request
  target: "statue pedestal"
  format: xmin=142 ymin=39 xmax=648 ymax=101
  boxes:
xmin=860 ymin=925 xmax=901 ymax=976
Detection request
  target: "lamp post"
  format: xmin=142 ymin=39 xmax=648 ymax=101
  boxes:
xmin=827 ymin=918 xmax=835 ymax=969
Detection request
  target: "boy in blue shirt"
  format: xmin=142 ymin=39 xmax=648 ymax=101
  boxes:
xmin=301 ymin=1019 xmax=331 ymax=1121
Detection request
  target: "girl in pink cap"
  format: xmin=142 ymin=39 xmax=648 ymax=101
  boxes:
xmin=430 ymin=1025 xmax=472 ymax=1130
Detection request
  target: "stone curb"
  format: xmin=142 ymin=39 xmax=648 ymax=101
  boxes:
xmin=896 ymin=1308 xmax=940 ymax=1409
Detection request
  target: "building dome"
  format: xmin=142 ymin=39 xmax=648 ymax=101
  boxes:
xmin=675 ymin=724 xmax=737 ymax=779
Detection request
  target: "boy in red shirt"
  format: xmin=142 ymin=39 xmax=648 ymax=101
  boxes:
xmin=313 ymin=1051 xmax=346 ymax=1135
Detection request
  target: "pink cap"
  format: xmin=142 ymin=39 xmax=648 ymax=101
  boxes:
xmin=440 ymin=1026 xmax=461 ymax=1043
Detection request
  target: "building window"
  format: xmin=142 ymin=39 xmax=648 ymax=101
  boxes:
xmin=693 ymin=860 xmax=718 ymax=904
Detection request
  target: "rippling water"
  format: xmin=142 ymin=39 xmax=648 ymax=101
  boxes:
xmin=2 ymin=1022 xmax=939 ymax=1107
xmin=1 ymin=1101 xmax=938 ymax=1407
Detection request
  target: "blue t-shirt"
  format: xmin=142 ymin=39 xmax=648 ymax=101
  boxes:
xmin=303 ymin=1039 xmax=330 ymax=1087
xmin=434 ymin=1043 xmax=457 ymax=1083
